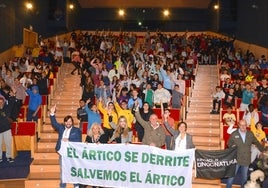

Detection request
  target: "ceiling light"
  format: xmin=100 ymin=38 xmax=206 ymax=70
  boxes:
xmin=163 ymin=9 xmax=170 ymax=17
xmin=25 ymin=2 xmax=33 ymax=10
xmin=118 ymin=9 xmax=125 ymax=16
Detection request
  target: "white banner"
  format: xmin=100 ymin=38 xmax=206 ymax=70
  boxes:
xmin=58 ymin=142 xmax=195 ymax=188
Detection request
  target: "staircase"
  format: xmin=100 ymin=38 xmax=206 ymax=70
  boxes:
xmin=25 ymin=63 xmax=82 ymax=188
xmin=186 ymin=65 xmax=222 ymax=188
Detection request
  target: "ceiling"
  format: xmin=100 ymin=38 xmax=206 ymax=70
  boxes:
xmin=77 ymin=0 xmax=212 ymax=9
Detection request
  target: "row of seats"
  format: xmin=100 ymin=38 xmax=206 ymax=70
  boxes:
xmin=221 ymin=98 xmax=259 ymax=110
xmin=8 ymin=67 xmax=60 ymax=158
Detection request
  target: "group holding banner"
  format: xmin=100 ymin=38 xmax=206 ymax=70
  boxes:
xmin=58 ymin=141 xmax=237 ymax=188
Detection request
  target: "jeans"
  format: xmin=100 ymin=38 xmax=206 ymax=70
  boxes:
xmin=26 ymin=109 xmax=38 ymax=122
xmin=212 ymin=99 xmax=221 ymax=112
xmin=226 ymin=164 xmax=249 ymax=188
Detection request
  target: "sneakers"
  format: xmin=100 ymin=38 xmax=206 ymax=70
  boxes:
xmin=210 ymin=110 xmax=219 ymax=114
xmin=210 ymin=110 xmax=216 ymax=114
xmin=7 ymin=158 xmax=14 ymax=163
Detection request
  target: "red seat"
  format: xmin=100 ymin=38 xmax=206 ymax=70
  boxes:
xmin=152 ymin=108 xmax=162 ymax=119
xmin=235 ymin=98 xmax=242 ymax=109
xmin=185 ymin=80 xmax=191 ymax=88
xmin=169 ymin=108 xmax=180 ymax=121
xmin=17 ymin=122 xmax=36 ymax=136
xmin=263 ymin=127 xmax=268 ymax=135
xmin=18 ymin=106 xmax=27 ymax=120
xmin=36 ymin=108 xmax=42 ymax=119
xmin=238 ymin=110 xmax=245 ymax=121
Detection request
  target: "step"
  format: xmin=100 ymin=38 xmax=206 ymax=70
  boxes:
xmin=36 ymin=142 xmax=56 ymax=152
xmin=48 ymin=109 xmax=78 ymax=116
xmin=29 ymin=165 xmax=60 ymax=179
xmin=52 ymin=95 xmax=81 ymax=101
xmin=187 ymin=104 xmax=212 ymax=109
xmin=49 ymin=104 xmax=80 ymax=109
xmin=32 ymin=152 xmax=59 ymax=165
xmin=193 ymin=136 xmax=220 ymax=146
xmin=187 ymin=127 xmax=220 ymax=136
xmin=25 ymin=180 xmax=74 ymax=188
xmin=192 ymin=89 xmax=216 ymax=94
xmin=188 ymin=103 xmax=212 ymax=109
xmin=0 ymin=179 xmax=25 ymax=188
xmin=39 ymin=132 xmax=58 ymax=140
xmin=42 ymin=124 xmax=56 ymax=132
xmin=189 ymin=98 xmax=213 ymax=103
xmin=187 ymin=107 xmax=213 ymax=114
xmin=186 ymin=121 xmax=220 ymax=128
xmin=57 ymin=81 xmax=82 ymax=87
xmin=50 ymin=99 xmax=78 ymax=106
xmin=44 ymin=110 xmax=79 ymax=118
xmin=191 ymin=93 xmax=213 ymax=97
xmin=41 ymin=124 xmax=57 ymax=131
xmin=186 ymin=114 xmax=220 ymax=121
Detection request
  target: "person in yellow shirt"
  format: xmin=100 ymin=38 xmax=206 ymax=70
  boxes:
xmin=97 ymin=98 xmax=118 ymax=139
xmin=251 ymin=121 xmax=266 ymax=143
xmin=250 ymin=121 xmax=266 ymax=163
xmin=245 ymin=70 xmax=255 ymax=82
xmin=113 ymin=100 xmax=134 ymax=129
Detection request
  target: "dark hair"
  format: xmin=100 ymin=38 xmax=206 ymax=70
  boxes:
xmin=63 ymin=115 xmax=74 ymax=124
xmin=121 ymin=100 xmax=127 ymax=104
xmin=178 ymin=121 xmax=187 ymax=131
xmin=121 ymin=87 xmax=128 ymax=92
xmin=255 ymin=121 xmax=263 ymax=130
xmin=226 ymin=105 xmax=233 ymax=109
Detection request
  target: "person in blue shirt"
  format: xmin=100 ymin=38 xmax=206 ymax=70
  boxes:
xmin=26 ymin=86 xmax=42 ymax=122
xmin=160 ymin=66 xmax=173 ymax=93
xmin=85 ymin=99 xmax=101 ymax=131
xmin=127 ymin=88 xmax=142 ymax=113
xmin=240 ymin=83 xmax=254 ymax=111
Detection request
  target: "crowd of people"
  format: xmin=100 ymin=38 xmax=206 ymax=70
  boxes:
xmin=0 ymin=29 xmax=267 ymax=187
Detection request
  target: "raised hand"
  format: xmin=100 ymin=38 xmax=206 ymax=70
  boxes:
xmin=50 ymin=104 xmax=56 ymax=114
